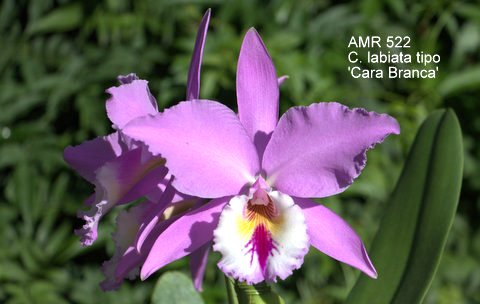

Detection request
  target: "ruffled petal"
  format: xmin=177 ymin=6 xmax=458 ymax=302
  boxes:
xmin=140 ymin=197 xmax=229 ymax=280
xmin=106 ymin=79 xmax=158 ymax=130
xmin=100 ymin=200 xmax=157 ymax=290
xmin=116 ymin=217 xmax=178 ymax=283
xmin=263 ymin=102 xmax=400 ymax=198
xmin=111 ymin=208 xmax=188 ymax=287
xmin=117 ymin=73 xmax=139 ymax=84
xmin=63 ymin=132 xmax=126 ymax=183
xmin=236 ymin=29 xmax=279 ymax=158
xmin=101 ymin=197 xmax=186 ymax=291
xmin=213 ymin=191 xmax=309 ymax=284
xmin=75 ymin=148 xmax=167 ymax=246
xmin=123 ymin=100 xmax=260 ymax=198
xmin=295 ymin=198 xmax=377 ymax=278
xmin=186 ymin=9 xmax=211 ymax=101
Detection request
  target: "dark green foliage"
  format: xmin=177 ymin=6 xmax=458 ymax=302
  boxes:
xmin=0 ymin=0 xmax=478 ymax=303
xmin=347 ymin=109 xmax=463 ymax=304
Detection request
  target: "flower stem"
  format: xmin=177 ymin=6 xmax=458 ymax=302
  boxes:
xmin=225 ymin=276 xmax=239 ymax=304
xmin=224 ymin=275 xmax=284 ymax=304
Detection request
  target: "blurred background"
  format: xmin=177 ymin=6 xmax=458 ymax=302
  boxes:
xmin=0 ymin=0 xmax=479 ymax=303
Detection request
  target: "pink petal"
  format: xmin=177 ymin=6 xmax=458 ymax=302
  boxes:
xmin=106 ymin=79 xmax=158 ymax=130
xmin=101 ymin=247 xmax=141 ymax=291
xmin=140 ymin=197 xmax=229 ymax=280
xmin=296 ymin=198 xmax=377 ymax=278
xmin=145 ymin=173 xmax=195 ymax=204
xmin=97 ymin=149 xmax=166 ymax=207
xmin=100 ymin=201 xmax=157 ymax=290
xmin=134 ymin=179 xmax=180 ymax=252
xmin=278 ymin=75 xmax=289 ymax=85
xmin=112 ymin=216 xmax=182 ymax=288
xmin=190 ymin=242 xmax=211 ymax=291
xmin=116 ymin=217 xmax=178 ymax=283
xmin=236 ymin=29 xmax=279 ymax=157
xmin=123 ymin=100 xmax=260 ymax=198
xmin=103 ymin=198 xmax=183 ymax=291
xmin=75 ymin=148 xmax=167 ymax=246
xmin=263 ymin=102 xmax=400 ymax=198
xmin=115 ymin=73 xmax=158 ymax=118
xmin=117 ymin=73 xmax=139 ymax=84
xmin=186 ymin=9 xmax=211 ymax=101
xmin=63 ymin=132 xmax=125 ymax=183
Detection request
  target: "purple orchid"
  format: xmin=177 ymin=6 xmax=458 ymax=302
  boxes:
xmin=64 ymin=75 xmax=168 ymax=247
xmin=123 ymin=28 xmax=400 ymax=284
xmin=63 ymin=10 xmax=211 ymax=290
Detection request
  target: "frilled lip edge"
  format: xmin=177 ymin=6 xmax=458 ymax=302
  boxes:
xmin=212 ymin=191 xmax=310 ymax=284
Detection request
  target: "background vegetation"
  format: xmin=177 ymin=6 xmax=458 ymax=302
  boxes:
xmin=0 ymin=0 xmax=479 ymax=303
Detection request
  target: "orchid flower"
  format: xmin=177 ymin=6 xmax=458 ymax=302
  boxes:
xmin=123 ymin=28 xmax=400 ymax=284
xmin=64 ymin=74 xmax=165 ymax=248
xmin=63 ymin=10 xmax=211 ymax=290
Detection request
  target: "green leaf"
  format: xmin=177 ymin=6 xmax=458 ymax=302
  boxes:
xmin=438 ymin=65 xmax=480 ymax=96
xmin=0 ymin=262 xmax=28 ymax=282
xmin=346 ymin=109 xmax=463 ymax=304
xmin=26 ymin=4 xmax=83 ymax=35
xmin=151 ymin=271 xmax=204 ymax=304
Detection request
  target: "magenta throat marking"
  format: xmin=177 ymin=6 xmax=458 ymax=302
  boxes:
xmin=245 ymin=224 xmax=277 ymax=274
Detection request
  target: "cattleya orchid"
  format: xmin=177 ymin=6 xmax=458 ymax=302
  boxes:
xmin=63 ymin=10 xmax=211 ymax=290
xmin=123 ymin=29 xmax=400 ymax=284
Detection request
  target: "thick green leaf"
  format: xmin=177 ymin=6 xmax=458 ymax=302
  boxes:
xmin=346 ymin=109 xmax=463 ymax=304
xmin=151 ymin=271 xmax=204 ymax=304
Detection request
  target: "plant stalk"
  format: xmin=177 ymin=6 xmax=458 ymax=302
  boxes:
xmin=225 ymin=275 xmax=284 ymax=304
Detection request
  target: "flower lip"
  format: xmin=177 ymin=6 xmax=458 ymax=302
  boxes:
xmin=213 ymin=189 xmax=309 ymax=284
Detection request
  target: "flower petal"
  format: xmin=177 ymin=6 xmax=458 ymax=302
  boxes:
xmin=75 ymin=148 xmax=167 ymax=246
xmin=140 ymin=197 xmax=229 ymax=280
xmin=106 ymin=79 xmax=158 ymax=130
xmin=186 ymin=9 xmax=211 ymax=101
xmin=116 ymin=217 xmax=178 ymax=282
xmin=119 ymin=166 xmax=168 ymax=206
xmin=134 ymin=178 xmax=185 ymax=252
xmin=295 ymin=198 xmax=377 ymax=278
xmin=117 ymin=73 xmax=139 ymax=84
xmin=236 ymin=28 xmax=279 ymax=157
xmin=277 ymin=75 xmax=289 ymax=85
xmin=263 ymin=102 xmax=400 ymax=198
xmin=103 ymin=198 xmax=184 ymax=290
xmin=101 ymin=247 xmax=142 ymax=291
xmin=145 ymin=173 xmax=195 ymax=204
xmin=123 ymin=100 xmax=260 ymax=198
xmin=213 ymin=191 xmax=309 ymax=284
xmin=190 ymin=242 xmax=211 ymax=291
xmin=100 ymin=200 xmax=156 ymax=290
xmin=63 ymin=132 xmax=125 ymax=183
